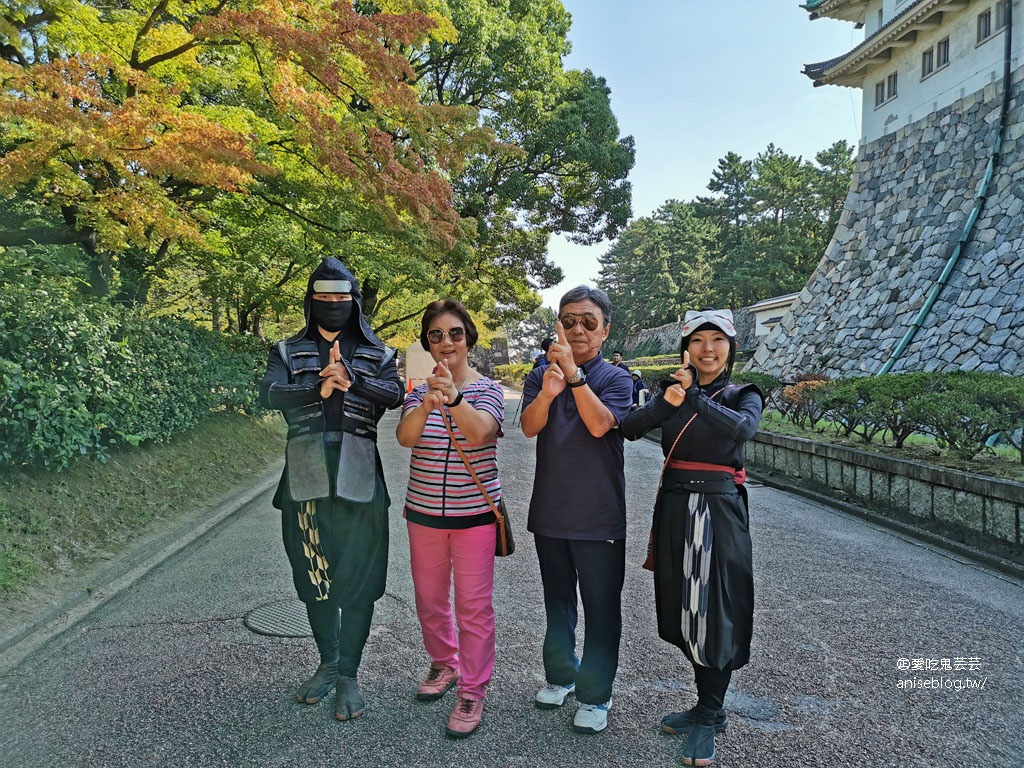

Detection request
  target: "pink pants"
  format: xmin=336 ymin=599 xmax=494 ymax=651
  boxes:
xmin=407 ymin=521 xmax=496 ymax=700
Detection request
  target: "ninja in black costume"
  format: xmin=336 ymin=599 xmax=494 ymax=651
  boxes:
xmin=621 ymin=308 xmax=763 ymax=766
xmin=258 ymin=258 xmax=404 ymax=721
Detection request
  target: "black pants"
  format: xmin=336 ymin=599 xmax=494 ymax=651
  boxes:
xmin=693 ymin=664 xmax=732 ymax=716
xmin=306 ymin=601 xmax=374 ymax=678
xmin=534 ymin=534 xmax=625 ymax=705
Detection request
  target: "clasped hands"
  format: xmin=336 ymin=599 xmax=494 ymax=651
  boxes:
xmin=539 ymin=321 xmax=579 ymax=398
xmin=663 ymin=351 xmax=696 ymax=406
xmin=420 ymin=359 xmax=458 ymax=412
xmin=319 ymin=341 xmax=352 ymax=399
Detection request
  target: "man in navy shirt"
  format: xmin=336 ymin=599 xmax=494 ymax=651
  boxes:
xmin=520 ymin=286 xmax=633 ymax=735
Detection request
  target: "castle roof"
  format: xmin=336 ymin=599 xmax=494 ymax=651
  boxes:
xmin=802 ymin=0 xmax=870 ymax=23
xmin=804 ymin=0 xmax=965 ymax=87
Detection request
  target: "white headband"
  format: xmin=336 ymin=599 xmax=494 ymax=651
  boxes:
xmin=312 ymin=279 xmax=352 ymax=294
xmin=682 ymin=309 xmax=736 ymax=338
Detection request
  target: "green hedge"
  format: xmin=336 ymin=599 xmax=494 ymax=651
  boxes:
xmin=494 ymin=363 xmax=533 ymax=383
xmin=775 ymin=371 xmax=1024 ymax=462
xmin=0 ymin=285 xmax=269 ymax=469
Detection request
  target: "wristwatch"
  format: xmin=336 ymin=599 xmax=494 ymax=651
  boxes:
xmin=566 ymin=368 xmax=588 ymax=388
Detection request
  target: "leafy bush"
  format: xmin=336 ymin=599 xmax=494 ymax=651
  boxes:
xmin=779 ymin=380 xmax=830 ymax=430
xmin=0 ymin=284 xmax=269 ymax=469
xmin=865 ymin=372 xmax=932 ymax=448
xmin=766 ymin=371 xmax=1024 ymax=462
xmin=494 ymin=363 xmax=532 ymax=383
xmin=904 ymin=372 xmax=1024 ymax=460
xmin=732 ymin=370 xmax=781 ymax=394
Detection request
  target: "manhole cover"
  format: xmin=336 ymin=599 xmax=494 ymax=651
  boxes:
xmin=244 ymin=599 xmax=313 ymax=638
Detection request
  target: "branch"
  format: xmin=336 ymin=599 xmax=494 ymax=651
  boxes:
xmin=0 ymin=226 xmax=82 ymax=247
xmin=254 ymin=192 xmax=369 ymax=235
xmin=131 ymin=0 xmax=170 ymax=68
xmin=372 ymin=308 xmax=424 ymax=335
xmin=136 ymin=38 xmax=239 ymax=71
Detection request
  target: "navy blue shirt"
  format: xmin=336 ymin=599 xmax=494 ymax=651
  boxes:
xmin=523 ymin=354 xmax=634 ymax=540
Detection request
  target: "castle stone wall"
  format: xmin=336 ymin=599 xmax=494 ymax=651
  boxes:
xmin=750 ymin=66 xmax=1024 ymax=380
xmin=621 ymin=306 xmax=756 ymax=359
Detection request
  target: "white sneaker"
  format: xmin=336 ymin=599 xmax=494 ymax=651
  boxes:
xmin=573 ymin=698 xmax=612 ymax=734
xmin=534 ymin=682 xmax=575 ymax=709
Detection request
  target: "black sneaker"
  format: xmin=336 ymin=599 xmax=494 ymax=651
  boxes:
xmin=661 ymin=706 xmax=728 ymax=735
xmin=681 ymin=723 xmax=716 ymax=766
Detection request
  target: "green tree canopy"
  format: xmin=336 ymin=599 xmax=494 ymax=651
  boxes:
xmin=600 ymin=140 xmax=854 ymax=338
xmin=1 ymin=0 xmax=635 ymax=342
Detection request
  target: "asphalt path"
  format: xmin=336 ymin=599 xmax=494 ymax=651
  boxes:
xmin=1 ymin=390 xmax=1022 ymax=767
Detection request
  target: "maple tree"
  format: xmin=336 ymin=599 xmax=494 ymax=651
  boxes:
xmin=0 ymin=0 xmax=478 ymax=303
xmin=2 ymin=1 xmax=634 ymax=342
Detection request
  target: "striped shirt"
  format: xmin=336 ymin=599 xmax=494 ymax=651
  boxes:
xmin=403 ymin=377 xmax=505 ymax=528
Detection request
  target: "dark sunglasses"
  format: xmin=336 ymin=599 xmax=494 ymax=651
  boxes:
xmin=427 ymin=327 xmax=465 ymax=344
xmin=559 ymin=313 xmax=600 ymax=331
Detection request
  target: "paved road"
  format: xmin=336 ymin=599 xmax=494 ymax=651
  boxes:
xmin=1 ymin=391 xmax=1022 ymax=767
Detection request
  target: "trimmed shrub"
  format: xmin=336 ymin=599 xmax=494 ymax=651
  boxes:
xmin=779 ymin=380 xmax=831 ymax=431
xmin=904 ymin=372 xmax=1024 ymax=460
xmin=494 ymin=363 xmax=532 ymax=383
xmin=0 ymin=284 xmax=268 ymax=469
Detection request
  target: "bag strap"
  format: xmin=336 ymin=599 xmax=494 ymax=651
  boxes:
xmin=439 ymin=407 xmax=505 ymax=526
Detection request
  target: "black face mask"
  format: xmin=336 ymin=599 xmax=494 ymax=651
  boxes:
xmin=312 ymin=299 xmax=353 ymax=332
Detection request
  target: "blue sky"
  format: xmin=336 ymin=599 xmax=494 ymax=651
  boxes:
xmin=538 ymin=1 xmax=865 ymax=309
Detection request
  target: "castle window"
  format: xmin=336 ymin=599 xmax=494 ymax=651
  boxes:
xmin=977 ymin=9 xmax=992 ymax=43
xmin=887 ymin=72 xmax=898 ymax=100
xmin=936 ymin=37 xmax=950 ymax=68
xmin=996 ymin=0 xmax=1009 ymax=29
xmin=875 ymin=72 xmax=898 ymax=108
xmin=922 ymin=49 xmax=934 ymax=79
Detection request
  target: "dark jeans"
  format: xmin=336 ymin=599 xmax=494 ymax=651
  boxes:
xmin=534 ymin=534 xmax=625 ymax=705
xmin=306 ymin=601 xmax=374 ymax=678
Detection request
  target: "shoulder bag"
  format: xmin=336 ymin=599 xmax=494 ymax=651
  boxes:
xmin=439 ymin=408 xmax=515 ymax=557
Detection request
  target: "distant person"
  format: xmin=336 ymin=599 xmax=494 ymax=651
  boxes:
xmin=621 ymin=308 xmax=764 ymax=766
xmin=520 ymin=286 xmax=633 ymax=735
xmin=258 ymin=258 xmax=404 ymax=722
xmin=610 ymin=350 xmax=630 ymax=371
xmin=396 ymin=299 xmax=505 ymax=739
xmin=630 ymin=368 xmax=650 ymax=410
xmin=532 ymin=338 xmax=553 ymax=369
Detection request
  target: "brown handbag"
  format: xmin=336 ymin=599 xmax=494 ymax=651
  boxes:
xmin=439 ymin=408 xmax=515 ymax=557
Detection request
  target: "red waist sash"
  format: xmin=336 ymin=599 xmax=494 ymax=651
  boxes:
xmin=666 ymin=460 xmax=746 ymax=485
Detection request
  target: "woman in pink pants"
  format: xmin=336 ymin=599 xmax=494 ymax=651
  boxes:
xmin=396 ymin=299 xmax=504 ymax=738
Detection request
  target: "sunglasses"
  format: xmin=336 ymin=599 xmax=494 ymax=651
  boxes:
xmin=427 ymin=327 xmax=465 ymax=344
xmin=559 ymin=313 xmax=601 ymax=331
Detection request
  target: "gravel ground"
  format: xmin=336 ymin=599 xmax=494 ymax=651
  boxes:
xmin=1 ymin=390 xmax=1021 ymax=767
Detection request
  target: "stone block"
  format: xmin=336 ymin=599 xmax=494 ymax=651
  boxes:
xmin=986 ymin=500 xmax=1019 ymax=543
xmin=908 ymin=480 xmax=933 ymax=520
xmin=931 ymin=486 xmax=958 ymax=525
xmin=811 ymin=455 xmax=827 ymax=485
xmin=854 ymin=465 xmax=872 ymax=503
xmin=889 ymin=474 xmax=910 ymax=513
xmin=785 ymin=449 xmax=801 ymax=479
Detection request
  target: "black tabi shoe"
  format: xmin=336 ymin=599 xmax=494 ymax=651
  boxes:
xmin=661 ymin=706 xmax=728 ymax=735
xmin=335 ymin=676 xmax=366 ymax=721
xmin=680 ymin=723 xmax=717 ymax=766
xmin=295 ymin=662 xmax=338 ymax=704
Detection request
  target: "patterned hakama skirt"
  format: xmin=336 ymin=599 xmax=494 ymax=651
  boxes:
xmin=652 ymin=469 xmax=754 ymax=671
xmin=280 ymin=468 xmax=390 ymax=608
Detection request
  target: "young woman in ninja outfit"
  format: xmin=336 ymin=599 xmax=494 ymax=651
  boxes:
xmin=621 ymin=308 xmax=764 ymax=766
